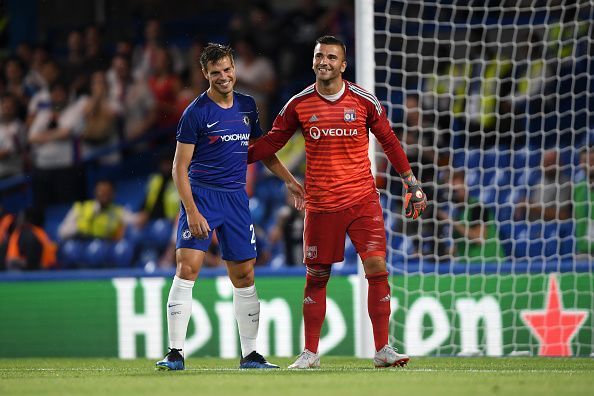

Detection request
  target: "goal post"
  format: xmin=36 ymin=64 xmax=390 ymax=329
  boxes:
xmin=358 ymin=0 xmax=594 ymax=357
xmin=355 ymin=0 xmax=377 ymax=359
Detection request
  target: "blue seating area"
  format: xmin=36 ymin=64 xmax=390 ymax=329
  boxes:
xmin=437 ymin=146 xmax=583 ymax=262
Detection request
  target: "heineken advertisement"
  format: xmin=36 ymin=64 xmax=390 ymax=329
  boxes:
xmin=0 ymin=272 xmax=592 ymax=358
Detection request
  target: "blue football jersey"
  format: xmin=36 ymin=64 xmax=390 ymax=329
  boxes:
xmin=176 ymin=91 xmax=263 ymax=190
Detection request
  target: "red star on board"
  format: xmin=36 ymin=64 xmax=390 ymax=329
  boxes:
xmin=521 ymin=274 xmax=589 ymax=356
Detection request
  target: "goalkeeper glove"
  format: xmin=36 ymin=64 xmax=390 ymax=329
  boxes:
xmin=402 ymin=174 xmax=427 ymax=220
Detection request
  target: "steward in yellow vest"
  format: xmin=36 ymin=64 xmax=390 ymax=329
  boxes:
xmin=58 ymin=179 xmax=127 ymax=241
xmin=138 ymin=154 xmax=179 ymax=227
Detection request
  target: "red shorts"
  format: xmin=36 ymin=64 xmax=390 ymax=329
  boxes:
xmin=303 ymin=192 xmax=387 ymax=265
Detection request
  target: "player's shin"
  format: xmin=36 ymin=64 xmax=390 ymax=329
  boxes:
xmin=167 ymin=276 xmax=195 ymax=352
xmin=233 ymin=284 xmax=260 ymax=357
xmin=366 ymin=271 xmax=391 ymax=351
xmin=303 ymin=267 xmax=330 ymax=353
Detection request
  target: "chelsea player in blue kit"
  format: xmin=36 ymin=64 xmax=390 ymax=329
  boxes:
xmin=156 ymin=43 xmax=304 ymax=370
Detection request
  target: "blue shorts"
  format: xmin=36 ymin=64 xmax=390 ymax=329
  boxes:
xmin=176 ymin=184 xmax=257 ymax=261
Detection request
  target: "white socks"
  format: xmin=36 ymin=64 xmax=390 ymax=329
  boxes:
xmin=167 ymin=276 xmax=195 ymax=351
xmin=166 ymin=277 xmax=260 ymax=358
xmin=233 ymin=284 xmax=260 ymax=357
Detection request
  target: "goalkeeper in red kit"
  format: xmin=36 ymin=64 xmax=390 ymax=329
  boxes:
xmin=248 ymin=35 xmax=426 ymax=368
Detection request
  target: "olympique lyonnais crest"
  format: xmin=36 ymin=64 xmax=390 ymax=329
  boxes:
xmin=344 ymin=108 xmax=356 ymax=122
xmin=306 ymin=245 xmax=318 ymax=259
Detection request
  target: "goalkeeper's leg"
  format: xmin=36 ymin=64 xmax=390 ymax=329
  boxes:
xmin=364 ymin=257 xmax=409 ymax=367
xmin=348 ymin=196 xmax=409 ymax=367
xmin=288 ymin=264 xmax=329 ymax=369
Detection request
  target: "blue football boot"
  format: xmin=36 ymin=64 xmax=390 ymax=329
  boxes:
xmin=239 ymin=351 xmax=280 ymax=369
xmin=156 ymin=348 xmax=185 ymax=371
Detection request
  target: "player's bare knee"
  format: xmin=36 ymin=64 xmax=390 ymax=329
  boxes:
xmin=227 ymin=260 xmax=255 ymax=288
xmin=175 ymin=249 xmax=202 ymax=280
xmin=362 ymin=256 xmax=387 ymax=275
xmin=229 ymin=269 xmax=254 ymax=288
xmin=175 ymin=262 xmax=199 ymax=280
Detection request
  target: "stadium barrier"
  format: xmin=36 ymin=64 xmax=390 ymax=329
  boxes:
xmin=1 ymin=264 xmax=591 ymax=358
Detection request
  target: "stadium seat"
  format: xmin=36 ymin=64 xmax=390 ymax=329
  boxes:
xmin=510 ymin=222 xmax=529 ymax=259
xmin=452 ymin=150 xmax=466 ymax=168
xmin=496 ymin=169 xmax=511 ymax=187
xmin=58 ymin=239 xmax=87 ymax=269
xmin=495 ymin=151 xmax=511 ymax=168
xmin=480 ymin=186 xmax=497 ymax=204
xmin=110 ymin=239 xmax=135 ymax=268
xmin=136 ymin=247 xmax=160 ymax=269
xmin=84 ymin=239 xmax=112 ymax=268
xmin=481 ymin=150 xmax=497 ymax=169
xmin=467 ymin=150 xmax=482 ymax=169
xmin=344 ymin=237 xmax=358 ymax=266
xmin=558 ymin=221 xmax=576 ymax=256
xmin=481 ymin=169 xmax=497 ymax=186
xmin=511 ymin=150 xmax=527 ymax=169
xmin=498 ymin=222 xmax=513 ymax=256
xmin=543 ymin=223 xmax=560 ymax=257
xmin=141 ymin=218 xmax=173 ymax=248
xmin=389 ymin=233 xmax=415 ymax=257
xmin=496 ymin=187 xmax=512 ymax=205
xmin=466 ymin=169 xmax=481 ymax=187
xmin=513 ymin=169 xmax=528 ymax=186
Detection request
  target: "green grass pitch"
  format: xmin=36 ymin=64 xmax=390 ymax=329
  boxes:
xmin=1 ymin=357 xmax=593 ymax=396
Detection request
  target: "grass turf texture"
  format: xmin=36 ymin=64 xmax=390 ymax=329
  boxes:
xmin=1 ymin=357 xmax=593 ymax=396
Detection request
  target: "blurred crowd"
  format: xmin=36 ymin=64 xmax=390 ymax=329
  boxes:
xmin=1 ymin=0 xmax=593 ymax=271
xmin=0 ymin=0 xmax=353 ymax=271
xmin=379 ymin=3 xmax=594 ymax=265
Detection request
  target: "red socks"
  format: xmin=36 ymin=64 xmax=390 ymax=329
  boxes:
xmin=366 ymin=271 xmax=391 ymax=351
xmin=303 ymin=265 xmax=330 ymax=353
xmin=302 ymin=267 xmax=390 ymax=353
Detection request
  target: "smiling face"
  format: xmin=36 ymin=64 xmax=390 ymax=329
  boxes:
xmin=312 ymin=43 xmax=346 ymax=83
xmin=203 ymin=55 xmax=236 ymax=98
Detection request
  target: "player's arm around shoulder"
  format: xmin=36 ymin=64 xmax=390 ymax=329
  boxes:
xmin=172 ymin=142 xmax=211 ymax=239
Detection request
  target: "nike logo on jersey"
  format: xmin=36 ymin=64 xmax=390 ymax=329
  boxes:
xmin=168 ymin=303 xmax=182 ymax=308
xmin=207 ymin=121 xmax=219 ymax=128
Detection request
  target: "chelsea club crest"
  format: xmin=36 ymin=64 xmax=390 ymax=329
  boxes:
xmin=243 ymin=115 xmax=250 ymax=126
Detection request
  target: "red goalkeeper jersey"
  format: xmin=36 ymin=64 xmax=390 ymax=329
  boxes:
xmin=248 ymin=81 xmax=411 ymax=212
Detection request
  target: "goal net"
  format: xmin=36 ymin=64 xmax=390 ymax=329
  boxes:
xmin=368 ymin=0 xmax=593 ymax=357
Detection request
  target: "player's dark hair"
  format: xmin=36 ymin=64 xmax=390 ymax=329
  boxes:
xmin=315 ymin=35 xmax=347 ymax=58
xmin=200 ymin=43 xmax=234 ymax=71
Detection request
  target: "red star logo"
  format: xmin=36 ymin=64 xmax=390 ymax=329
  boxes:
xmin=520 ymin=274 xmax=589 ymax=356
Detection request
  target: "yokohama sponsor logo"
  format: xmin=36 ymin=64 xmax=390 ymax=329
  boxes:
xmin=220 ymin=133 xmax=250 ymax=142
xmin=309 ymin=126 xmax=358 ymax=140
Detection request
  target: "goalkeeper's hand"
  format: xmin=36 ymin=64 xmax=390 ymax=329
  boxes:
xmin=402 ymin=173 xmax=427 ymax=220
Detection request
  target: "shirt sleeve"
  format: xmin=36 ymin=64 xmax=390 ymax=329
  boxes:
xmin=249 ymin=97 xmax=264 ymax=139
xmin=248 ymin=101 xmax=299 ymax=163
xmin=176 ymin=106 xmax=200 ymax=144
xmin=366 ymin=99 xmax=411 ymax=175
